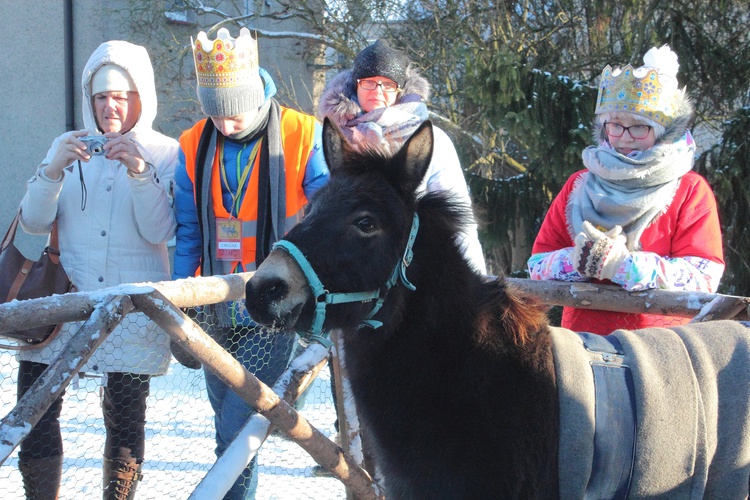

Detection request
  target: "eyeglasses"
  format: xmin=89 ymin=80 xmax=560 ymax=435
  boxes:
xmin=604 ymin=122 xmax=653 ymax=140
xmin=357 ymin=79 xmax=399 ymax=92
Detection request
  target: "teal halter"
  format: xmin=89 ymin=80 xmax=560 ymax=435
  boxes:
xmin=272 ymin=213 xmax=419 ymax=347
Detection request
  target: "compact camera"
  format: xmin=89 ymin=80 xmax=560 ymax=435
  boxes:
xmin=79 ymin=135 xmax=109 ymax=156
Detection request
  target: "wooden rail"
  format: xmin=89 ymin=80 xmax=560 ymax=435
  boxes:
xmin=2 ymin=276 xmax=747 ymax=336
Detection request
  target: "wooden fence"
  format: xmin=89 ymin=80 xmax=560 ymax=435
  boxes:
xmin=1 ymin=275 xmax=748 ymax=499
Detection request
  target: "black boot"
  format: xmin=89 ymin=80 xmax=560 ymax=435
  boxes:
xmin=102 ymin=457 xmax=143 ymax=500
xmin=19 ymin=455 xmax=62 ymax=500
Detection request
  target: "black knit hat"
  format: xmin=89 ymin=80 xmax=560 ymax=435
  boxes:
xmin=351 ymin=39 xmax=410 ymax=86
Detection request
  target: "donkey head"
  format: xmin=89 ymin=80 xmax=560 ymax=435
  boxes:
xmin=245 ymin=119 xmax=434 ymax=337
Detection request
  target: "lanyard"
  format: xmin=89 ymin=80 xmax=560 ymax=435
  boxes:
xmin=219 ymin=137 xmax=263 ymax=217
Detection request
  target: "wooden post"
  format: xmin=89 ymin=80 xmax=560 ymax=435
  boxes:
xmin=330 ymin=330 xmax=359 ymax=500
xmin=131 ymin=290 xmax=383 ymax=500
xmin=189 ymin=343 xmax=332 ymax=499
xmin=0 ymin=273 xmax=255 ymax=335
xmin=0 ymin=294 xmax=132 ymax=465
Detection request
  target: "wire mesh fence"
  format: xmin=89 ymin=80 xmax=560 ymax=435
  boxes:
xmin=2 ymin=276 xmax=749 ymax=499
xmin=0 ymin=310 xmax=346 ymax=499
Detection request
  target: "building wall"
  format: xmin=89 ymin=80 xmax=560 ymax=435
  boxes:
xmin=0 ymin=0 xmax=319 ymax=257
xmin=1 ymin=0 xmax=67 ymax=255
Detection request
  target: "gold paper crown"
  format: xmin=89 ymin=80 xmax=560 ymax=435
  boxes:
xmin=192 ymin=27 xmax=259 ymax=88
xmin=595 ymin=65 xmax=677 ymax=126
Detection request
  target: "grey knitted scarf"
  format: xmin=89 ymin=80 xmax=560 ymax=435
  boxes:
xmin=567 ymin=132 xmax=695 ymax=250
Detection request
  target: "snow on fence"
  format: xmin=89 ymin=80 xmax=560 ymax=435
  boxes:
xmin=0 ymin=274 xmax=373 ymax=499
xmin=1 ymin=275 xmax=748 ymax=499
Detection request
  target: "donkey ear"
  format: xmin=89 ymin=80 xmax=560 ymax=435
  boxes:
xmin=393 ymin=120 xmax=434 ymax=196
xmin=322 ymin=117 xmax=349 ymax=174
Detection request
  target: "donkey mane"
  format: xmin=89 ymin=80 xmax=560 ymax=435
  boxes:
xmin=479 ymin=280 xmax=551 ymax=347
xmin=410 ymin=190 xmax=550 ymax=348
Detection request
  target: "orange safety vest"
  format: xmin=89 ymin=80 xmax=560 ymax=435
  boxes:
xmin=179 ymin=108 xmax=317 ymax=271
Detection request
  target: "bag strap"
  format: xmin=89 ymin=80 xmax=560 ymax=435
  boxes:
xmin=3 ymin=209 xmax=62 ymax=264
xmin=7 ymin=260 xmax=34 ymax=302
xmin=47 ymin=220 xmax=61 ymax=265
xmin=1 ymin=211 xmax=21 ymax=252
xmin=0 ymin=323 xmax=63 ymax=351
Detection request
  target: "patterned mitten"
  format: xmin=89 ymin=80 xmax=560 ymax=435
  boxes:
xmin=572 ymin=222 xmax=630 ymax=280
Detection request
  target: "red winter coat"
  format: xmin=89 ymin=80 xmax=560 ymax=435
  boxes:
xmin=531 ymin=170 xmax=724 ymax=334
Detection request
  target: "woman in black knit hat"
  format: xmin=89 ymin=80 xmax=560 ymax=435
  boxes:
xmin=318 ymin=39 xmax=487 ymax=274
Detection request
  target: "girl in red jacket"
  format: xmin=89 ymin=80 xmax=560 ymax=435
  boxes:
xmin=528 ymin=45 xmax=724 ymax=334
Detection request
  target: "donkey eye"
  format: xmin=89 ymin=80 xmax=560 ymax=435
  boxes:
xmin=355 ymin=217 xmax=376 ymax=233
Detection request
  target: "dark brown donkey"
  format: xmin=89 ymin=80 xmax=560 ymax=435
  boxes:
xmin=246 ymin=119 xmax=750 ymax=499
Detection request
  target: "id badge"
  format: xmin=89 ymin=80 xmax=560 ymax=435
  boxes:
xmin=216 ymin=218 xmax=243 ymax=261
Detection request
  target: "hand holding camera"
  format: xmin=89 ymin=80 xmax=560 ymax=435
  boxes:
xmin=102 ymin=133 xmax=147 ymax=175
xmin=43 ymin=130 xmax=99 ymax=180
xmin=43 ymin=130 xmax=146 ymax=180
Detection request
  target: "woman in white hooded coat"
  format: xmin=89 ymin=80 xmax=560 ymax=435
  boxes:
xmin=16 ymin=40 xmax=178 ymax=499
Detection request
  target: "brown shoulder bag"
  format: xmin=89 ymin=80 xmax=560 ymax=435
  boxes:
xmin=0 ymin=211 xmax=73 ymax=349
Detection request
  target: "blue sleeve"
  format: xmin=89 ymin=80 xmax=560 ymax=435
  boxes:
xmin=172 ymin=147 xmax=203 ymax=280
xmin=302 ymin=122 xmax=330 ymax=198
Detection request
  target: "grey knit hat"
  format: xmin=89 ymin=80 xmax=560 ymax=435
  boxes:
xmin=192 ymin=27 xmax=265 ymax=117
xmin=351 ymin=39 xmax=410 ymax=86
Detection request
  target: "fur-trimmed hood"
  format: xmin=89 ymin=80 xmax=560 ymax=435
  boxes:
xmin=593 ymin=89 xmax=694 ymax=146
xmin=317 ymin=67 xmax=431 ymax=128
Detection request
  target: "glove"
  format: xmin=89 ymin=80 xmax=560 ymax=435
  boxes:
xmin=571 ymin=221 xmax=630 ymax=280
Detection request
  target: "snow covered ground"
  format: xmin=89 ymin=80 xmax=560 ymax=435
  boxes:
xmin=0 ymin=350 xmax=346 ymax=499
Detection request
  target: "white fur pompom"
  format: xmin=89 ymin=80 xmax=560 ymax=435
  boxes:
xmin=642 ymin=44 xmax=679 ymax=78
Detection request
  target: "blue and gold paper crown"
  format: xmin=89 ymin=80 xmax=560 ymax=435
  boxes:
xmin=594 ymin=64 xmax=677 ymax=126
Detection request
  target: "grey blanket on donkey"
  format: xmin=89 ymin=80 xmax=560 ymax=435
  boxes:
xmin=552 ymin=320 xmax=750 ymax=499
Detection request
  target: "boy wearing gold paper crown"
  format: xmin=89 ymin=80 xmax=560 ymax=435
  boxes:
xmin=172 ymin=27 xmax=328 ymax=499
xmin=527 ymin=45 xmax=724 ymax=334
